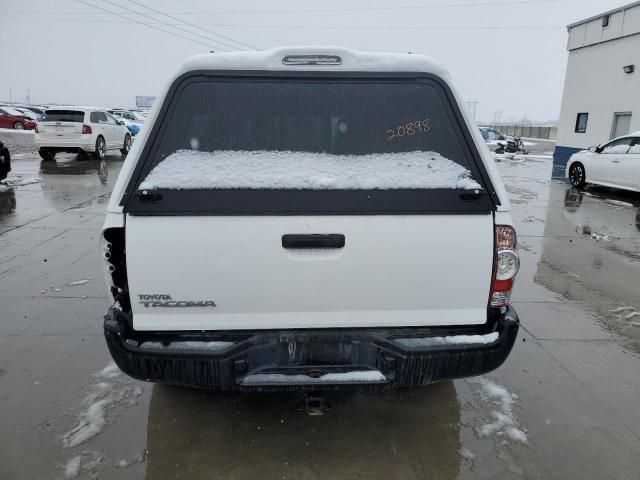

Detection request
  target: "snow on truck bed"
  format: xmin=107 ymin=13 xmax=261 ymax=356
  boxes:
xmin=138 ymin=150 xmax=482 ymax=191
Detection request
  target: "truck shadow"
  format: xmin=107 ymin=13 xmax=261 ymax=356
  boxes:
xmin=145 ymin=382 xmax=461 ymax=480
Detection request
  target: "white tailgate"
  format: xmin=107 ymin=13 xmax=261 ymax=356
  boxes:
xmin=126 ymin=214 xmax=494 ymax=331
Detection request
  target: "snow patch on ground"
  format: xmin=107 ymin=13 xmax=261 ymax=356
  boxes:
xmin=242 ymin=370 xmax=387 ymax=385
xmin=116 ymin=453 xmax=145 ymax=468
xmin=395 ymin=332 xmax=498 ymax=348
xmin=1 ymin=177 xmax=41 ymax=187
xmin=67 ymin=278 xmax=91 ymax=287
xmin=472 ymin=378 xmax=528 ymax=444
xmin=63 ymin=451 xmax=104 ymax=479
xmin=0 ymin=127 xmax=34 ymax=135
xmin=139 ymin=150 xmax=482 ymax=191
xmin=62 ymin=362 xmax=142 ymax=448
xmin=64 ymin=455 xmax=82 ymax=478
xmin=459 ymin=447 xmax=476 ymax=460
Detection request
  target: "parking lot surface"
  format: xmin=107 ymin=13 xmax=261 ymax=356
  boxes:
xmin=1 ymin=138 xmax=639 ymax=479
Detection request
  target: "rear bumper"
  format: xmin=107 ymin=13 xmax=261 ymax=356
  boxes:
xmin=35 ymin=136 xmax=94 ymax=151
xmin=104 ymin=307 xmax=519 ymax=391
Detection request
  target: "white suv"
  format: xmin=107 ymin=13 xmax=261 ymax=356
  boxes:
xmin=101 ymin=47 xmax=520 ymax=392
xmin=35 ymin=108 xmax=132 ymax=161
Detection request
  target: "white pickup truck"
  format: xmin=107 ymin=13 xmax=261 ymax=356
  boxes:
xmin=101 ymin=47 xmax=520 ymax=391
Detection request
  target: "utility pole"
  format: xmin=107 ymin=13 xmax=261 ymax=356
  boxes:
xmin=493 ymin=110 xmax=503 ymax=125
xmin=466 ymin=99 xmax=479 ymax=121
xmin=26 ymin=89 xmax=31 ymax=104
xmin=9 ymin=89 xmax=12 ymax=103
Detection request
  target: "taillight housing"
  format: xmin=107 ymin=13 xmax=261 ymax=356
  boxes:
xmin=490 ymin=225 xmax=519 ymax=307
xmin=82 ymin=124 xmax=92 ymax=134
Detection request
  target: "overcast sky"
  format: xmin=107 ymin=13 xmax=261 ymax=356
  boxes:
xmin=1 ymin=0 xmax=629 ymax=122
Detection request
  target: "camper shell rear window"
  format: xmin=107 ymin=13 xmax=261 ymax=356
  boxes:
xmin=123 ymin=71 xmax=497 ymax=215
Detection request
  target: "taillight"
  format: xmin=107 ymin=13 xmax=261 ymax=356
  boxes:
xmin=490 ymin=225 xmax=519 ymax=307
xmin=82 ymin=124 xmax=92 ymax=134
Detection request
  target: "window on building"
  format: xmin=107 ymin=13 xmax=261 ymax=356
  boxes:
xmin=602 ymin=15 xmax=610 ymax=28
xmin=575 ymin=113 xmax=588 ymax=133
xmin=611 ymin=112 xmax=632 ymax=139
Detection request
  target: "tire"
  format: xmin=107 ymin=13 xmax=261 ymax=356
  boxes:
xmin=568 ymin=162 xmax=586 ymax=188
xmin=120 ymin=134 xmax=132 ymax=156
xmin=93 ymin=136 xmax=106 ymax=160
xmin=38 ymin=148 xmax=56 ymax=161
xmin=13 ymin=122 xmax=25 ymax=130
xmin=0 ymin=147 xmax=10 ymax=182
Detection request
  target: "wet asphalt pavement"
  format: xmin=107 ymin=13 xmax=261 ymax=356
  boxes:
xmin=0 ymin=134 xmax=639 ymax=479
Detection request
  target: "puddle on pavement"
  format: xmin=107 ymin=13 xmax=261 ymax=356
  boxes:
xmin=500 ymin=159 xmax=640 ymax=343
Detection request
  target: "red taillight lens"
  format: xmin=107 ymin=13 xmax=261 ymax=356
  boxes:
xmin=490 ymin=226 xmax=519 ymax=307
xmin=82 ymin=124 xmax=92 ymax=134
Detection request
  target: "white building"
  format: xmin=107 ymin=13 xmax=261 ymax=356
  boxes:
xmin=554 ymin=1 xmax=640 ymax=176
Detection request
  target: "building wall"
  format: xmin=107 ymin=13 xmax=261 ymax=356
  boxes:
xmin=554 ymin=26 xmax=640 ymax=176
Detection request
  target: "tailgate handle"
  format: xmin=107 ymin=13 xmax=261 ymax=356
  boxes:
xmin=282 ymin=234 xmax=345 ymax=249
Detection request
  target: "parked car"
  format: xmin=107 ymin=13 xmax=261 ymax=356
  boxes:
xmin=120 ymin=118 xmax=141 ymax=136
xmin=0 ymin=140 xmax=10 ymax=182
xmin=109 ymin=110 xmax=145 ymax=124
xmin=19 ymin=105 xmax=45 ymax=117
xmin=35 ymin=108 xmax=132 ymax=161
xmin=101 ymin=47 xmax=520 ymax=392
xmin=12 ymin=107 xmax=39 ymax=121
xmin=480 ymin=127 xmax=508 ymax=152
xmin=0 ymin=107 xmax=37 ymax=130
xmin=566 ymin=132 xmax=640 ymax=192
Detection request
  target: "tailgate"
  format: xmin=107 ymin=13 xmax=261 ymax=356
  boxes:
xmin=126 ymin=214 xmax=494 ymax=330
xmin=121 ymin=73 xmax=498 ymax=331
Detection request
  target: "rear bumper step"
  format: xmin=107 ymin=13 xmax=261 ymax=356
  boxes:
xmin=103 ymin=307 xmax=519 ymax=391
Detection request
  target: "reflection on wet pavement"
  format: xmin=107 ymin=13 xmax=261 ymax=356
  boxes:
xmin=146 ymin=383 xmax=461 ymax=480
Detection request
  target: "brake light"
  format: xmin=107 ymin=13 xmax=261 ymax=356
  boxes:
xmin=82 ymin=124 xmax=92 ymax=134
xmin=490 ymin=225 xmax=519 ymax=307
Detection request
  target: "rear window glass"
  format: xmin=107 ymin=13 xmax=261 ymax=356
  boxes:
xmin=40 ymin=110 xmax=85 ymax=123
xmin=135 ymin=79 xmax=486 ymax=192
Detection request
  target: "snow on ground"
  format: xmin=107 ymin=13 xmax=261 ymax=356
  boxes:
xmin=64 ymin=455 xmax=81 ymax=478
xmin=62 ymin=362 xmax=142 ymax=448
xmin=395 ymin=332 xmax=498 ymax=348
xmin=459 ymin=447 xmax=476 ymax=461
xmin=66 ymin=278 xmax=91 ymax=287
xmin=139 ymin=150 xmax=482 ymax=191
xmin=0 ymin=127 xmax=34 ymax=135
xmin=1 ymin=177 xmax=41 ymax=188
xmin=62 ymin=451 xmax=104 ymax=479
xmin=471 ymin=378 xmax=528 ymax=444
